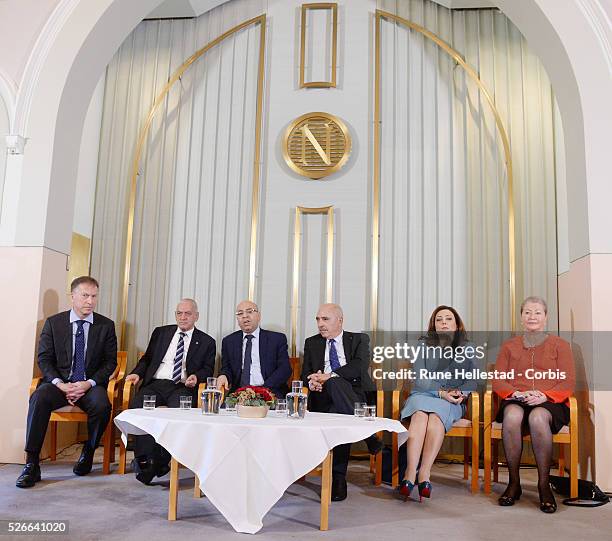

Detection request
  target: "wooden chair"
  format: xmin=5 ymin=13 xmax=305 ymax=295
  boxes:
xmin=389 ymin=383 xmax=480 ymax=492
xmin=483 ymin=390 xmax=578 ymax=498
xmin=117 ymin=350 xmax=206 ymax=474
xmin=29 ymin=351 xmax=127 ymax=474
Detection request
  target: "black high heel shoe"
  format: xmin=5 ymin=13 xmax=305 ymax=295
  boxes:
xmin=539 ymin=486 xmax=557 ymax=513
xmin=417 ymin=480 xmax=432 ymax=501
xmin=498 ymin=484 xmax=522 ymax=506
xmin=398 ymin=479 xmax=415 ymax=501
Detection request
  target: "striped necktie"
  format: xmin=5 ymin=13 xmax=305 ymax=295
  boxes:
xmin=172 ymin=332 xmax=186 ymax=383
xmin=329 ymin=339 xmax=341 ymax=371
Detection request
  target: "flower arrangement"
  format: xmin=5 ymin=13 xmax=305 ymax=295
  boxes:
xmin=226 ymin=386 xmax=275 ymax=408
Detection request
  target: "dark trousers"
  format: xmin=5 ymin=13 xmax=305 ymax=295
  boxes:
xmin=25 ymin=382 xmax=111 ymax=455
xmin=129 ymin=379 xmax=196 ymax=466
xmin=308 ymin=377 xmax=365 ymax=479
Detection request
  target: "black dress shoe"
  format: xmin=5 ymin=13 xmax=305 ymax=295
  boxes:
xmin=16 ymin=463 xmax=41 ymax=488
xmin=365 ymin=435 xmax=383 ymax=455
xmin=134 ymin=457 xmax=170 ymax=485
xmin=73 ymin=445 xmax=95 ymax=476
xmin=331 ymin=477 xmax=347 ymax=502
xmin=498 ymin=484 xmax=522 ymax=506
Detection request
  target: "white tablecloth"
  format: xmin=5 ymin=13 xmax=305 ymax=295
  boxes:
xmin=115 ymin=409 xmax=407 ymax=533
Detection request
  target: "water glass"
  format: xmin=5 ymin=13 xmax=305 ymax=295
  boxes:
xmin=143 ymin=395 xmax=156 ymax=410
xmin=224 ymin=397 xmax=237 ymax=414
xmin=354 ymin=402 xmax=366 ymax=417
xmin=365 ymin=405 xmax=376 ymax=420
xmin=291 ymin=380 xmax=303 ymax=394
xmin=275 ymin=399 xmax=287 ymax=415
xmin=207 ymin=377 xmax=218 ymax=390
xmin=179 ymin=396 xmax=192 ymax=410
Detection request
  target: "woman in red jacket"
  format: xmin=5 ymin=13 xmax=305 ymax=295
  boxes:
xmin=493 ymin=296 xmax=575 ymax=513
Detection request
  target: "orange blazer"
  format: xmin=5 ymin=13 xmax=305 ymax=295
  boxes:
xmin=493 ymin=335 xmax=575 ymax=404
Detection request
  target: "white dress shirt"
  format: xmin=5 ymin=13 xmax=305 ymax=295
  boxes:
xmin=153 ymin=327 xmax=194 ymax=382
xmin=323 ymin=331 xmax=347 ymax=374
xmin=242 ymin=326 xmax=264 ymax=386
xmin=53 ymin=309 xmax=96 ymax=387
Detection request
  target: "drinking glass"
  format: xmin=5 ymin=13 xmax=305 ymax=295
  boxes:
xmin=365 ymin=405 xmax=376 ymax=420
xmin=354 ymin=402 xmax=366 ymax=417
xmin=143 ymin=395 xmax=156 ymax=410
xmin=224 ymin=397 xmax=237 ymax=414
xmin=179 ymin=396 xmax=192 ymax=410
xmin=207 ymin=377 xmax=218 ymax=390
xmin=291 ymin=380 xmax=303 ymax=394
xmin=275 ymin=399 xmax=287 ymax=415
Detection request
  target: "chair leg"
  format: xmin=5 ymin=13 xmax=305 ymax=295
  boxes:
xmin=570 ymin=436 xmax=578 ymax=499
xmin=102 ymin=424 xmax=112 ymax=474
xmin=558 ymin=443 xmax=565 ymax=476
xmin=109 ymin=424 xmax=116 ymax=463
xmin=118 ymin=437 xmax=127 ymax=474
xmin=493 ymin=440 xmax=499 ymax=483
xmin=391 ymin=433 xmax=399 ymax=488
xmin=374 ymin=451 xmax=382 ymax=486
xmin=463 ymin=439 xmax=469 ymax=480
xmin=49 ymin=421 xmax=57 ymax=461
xmin=483 ymin=431 xmax=491 ymax=494
xmin=471 ymin=429 xmax=479 ymax=494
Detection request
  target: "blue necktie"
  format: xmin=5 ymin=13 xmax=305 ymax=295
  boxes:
xmin=70 ymin=320 xmax=86 ymax=382
xmin=329 ymin=339 xmax=341 ymax=371
xmin=240 ymin=334 xmax=255 ymax=386
xmin=172 ymin=332 xmax=186 ymax=383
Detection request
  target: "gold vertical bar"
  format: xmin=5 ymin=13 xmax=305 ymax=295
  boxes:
xmin=371 ymin=12 xmax=381 ymax=337
xmin=299 ymin=5 xmax=307 ymax=88
xmin=248 ymin=15 xmax=267 ymax=300
xmin=326 ymin=206 xmax=334 ymax=301
xmin=292 ymin=206 xmax=334 ymax=355
xmin=330 ymin=3 xmax=337 ymax=87
xmin=291 ymin=208 xmax=302 ymax=357
xmin=300 ymin=3 xmax=338 ymax=88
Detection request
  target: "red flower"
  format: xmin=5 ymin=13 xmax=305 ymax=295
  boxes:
xmin=232 ymin=385 xmax=275 ymax=401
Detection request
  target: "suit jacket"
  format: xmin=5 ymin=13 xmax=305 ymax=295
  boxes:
xmin=38 ymin=310 xmax=118 ymax=387
xmin=131 ymin=325 xmax=216 ymax=387
xmin=300 ymin=331 xmax=375 ymax=393
xmin=220 ymin=329 xmax=291 ymax=396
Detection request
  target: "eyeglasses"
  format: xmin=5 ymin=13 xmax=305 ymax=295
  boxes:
xmin=236 ymin=308 xmax=258 ymax=317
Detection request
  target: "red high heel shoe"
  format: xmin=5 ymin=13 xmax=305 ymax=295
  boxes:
xmin=418 ymin=480 xmax=432 ymax=501
xmin=398 ymin=479 xmax=415 ymax=501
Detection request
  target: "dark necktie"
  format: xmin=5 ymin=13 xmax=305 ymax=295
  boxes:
xmin=70 ymin=320 xmax=86 ymax=382
xmin=240 ymin=334 xmax=255 ymax=386
xmin=172 ymin=332 xmax=186 ymax=383
xmin=329 ymin=338 xmax=341 ymax=371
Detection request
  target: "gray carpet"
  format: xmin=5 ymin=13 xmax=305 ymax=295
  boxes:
xmin=0 ymin=445 xmax=609 ymax=540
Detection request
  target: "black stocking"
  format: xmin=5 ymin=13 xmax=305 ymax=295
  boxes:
xmin=528 ymin=408 xmax=554 ymax=504
xmin=501 ymin=404 xmax=524 ymax=498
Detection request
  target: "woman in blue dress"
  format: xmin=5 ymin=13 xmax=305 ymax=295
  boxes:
xmin=399 ymin=305 xmax=477 ymax=501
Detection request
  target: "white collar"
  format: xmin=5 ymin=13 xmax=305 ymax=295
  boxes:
xmin=70 ymin=309 xmax=94 ymax=324
xmin=243 ymin=326 xmax=260 ymax=339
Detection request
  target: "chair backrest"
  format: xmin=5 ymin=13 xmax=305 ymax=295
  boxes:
xmin=110 ymin=351 xmax=128 ymax=381
xmin=288 ymin=356 xmax=301 ymax=386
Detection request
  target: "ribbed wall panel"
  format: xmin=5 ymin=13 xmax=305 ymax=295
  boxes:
xmin=377 ymin=0 xmax=561 ymax=332
xmin=91 ymin=0 xmax=265 ymax=364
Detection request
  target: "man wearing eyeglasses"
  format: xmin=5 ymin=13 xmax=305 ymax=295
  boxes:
xmin=124 ymin=298 xmax=215 ymax=485
xmin=217 ymin=300 xmax=291 ymax=398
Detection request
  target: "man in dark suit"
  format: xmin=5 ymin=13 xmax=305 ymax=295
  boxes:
xmin=217 ymin=300 xmax=291 ymax=398
xmin=125 ymin=298 xmax=215 ymax=484
xmin=16 ymin=276 xmax=118 ymax=488
xmin=301 ymin=303 xmax=381 ymax=501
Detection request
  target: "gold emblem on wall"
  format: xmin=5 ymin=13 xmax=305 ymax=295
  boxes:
xmin=282 ymin=112 xmax=351 ymax=179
